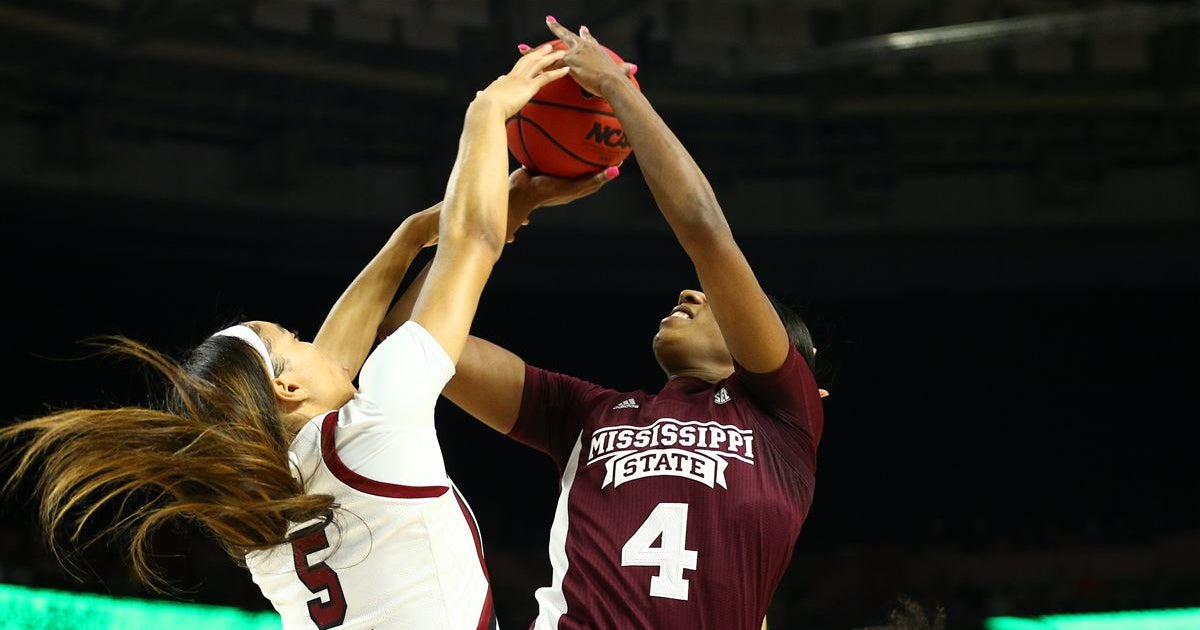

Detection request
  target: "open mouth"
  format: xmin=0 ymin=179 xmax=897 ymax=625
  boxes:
xmin=663 ymin=306 xmax=693 ymax=322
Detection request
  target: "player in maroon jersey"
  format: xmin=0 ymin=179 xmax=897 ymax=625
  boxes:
xmin=378 ymin=18 xmax=827 ymax=630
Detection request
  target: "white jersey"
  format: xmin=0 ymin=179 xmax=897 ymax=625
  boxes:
xmin=247 ymin=322 xmax=496 ymax=630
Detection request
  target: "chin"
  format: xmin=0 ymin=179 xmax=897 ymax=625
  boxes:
xmin=651 ymin=343 xmax=687 ymax=374
xmin=650 ymin=335 xmax=668 ymax=362
xmin=651 ymin=333 xmax=679 ymax=361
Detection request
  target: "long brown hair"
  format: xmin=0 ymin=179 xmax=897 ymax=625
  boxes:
xmin=0 ymin=328 xmax=334 ymax=591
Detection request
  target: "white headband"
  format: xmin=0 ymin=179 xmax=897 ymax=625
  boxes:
xmin=212 ymin=325 xmax=275 ymax=380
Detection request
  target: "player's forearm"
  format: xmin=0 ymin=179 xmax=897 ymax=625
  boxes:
xmin=602 ymin=75 xmax=734 ymax=251
xmin=379 ymin=257 xmax=432 ymax=341
xmin=315 ymin=221 xmax=429 ymax=377
xmin=377 ymin=181 xmax=542 ymax=342
xmin=439 ymin=98 xmax=509 ymax=254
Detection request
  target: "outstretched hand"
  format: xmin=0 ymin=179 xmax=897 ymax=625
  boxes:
xmin=477 ymin=43 xmax=570 ymax=118
xmin=506 ymin=165 xmax=621 ymax=242
xmin=542 ymin=17 xmax=634 ymax=99
xmin=516 ymin=36 xmax=637 ymax=86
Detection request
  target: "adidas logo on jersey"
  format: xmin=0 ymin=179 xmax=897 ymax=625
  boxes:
xmin=612 ymin=398 xmax=639 ymax=410
xmin=714 ymin=388 xmax=731 ymax=405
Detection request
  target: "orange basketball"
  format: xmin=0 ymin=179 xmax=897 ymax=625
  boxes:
xmin=506 ymin=39 xmax=641 ymax=178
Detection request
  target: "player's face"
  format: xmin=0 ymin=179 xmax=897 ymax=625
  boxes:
xmin=252 ymin=321 xmax=357 ymax=408
xmin=651 ymin=290 xmax=733 ymax=375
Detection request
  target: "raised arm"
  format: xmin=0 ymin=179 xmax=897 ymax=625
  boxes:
xmin=408 ymin=46 xmax=569 ymax=364
xmin=311 ymin=204 xmax=439 ymax=380
xmin=547 ymin=19 xmax=792 ymax=373
xmin=381 ymin=258 xmax=524 ymax=433
xmin=379 ymin=167 xmax=618 ymax=433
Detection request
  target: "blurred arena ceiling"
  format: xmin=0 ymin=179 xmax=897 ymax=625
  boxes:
xmin=0 ymin=0 xmax=1197 ymax=237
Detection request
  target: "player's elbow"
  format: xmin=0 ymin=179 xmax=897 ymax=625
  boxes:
xmin=440 ymin=222 xmax=505 ymax=261
xmin=440 ymin=209 xmax=506 ymax=259
xmin=673 ymin=203 xmax=734 ymax=250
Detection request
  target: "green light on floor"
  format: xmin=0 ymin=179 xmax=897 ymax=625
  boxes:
xmin=987 ymin=607 xmax=1200 ymax=630
xmin=0 ymin=582 xmax=281 ymax=630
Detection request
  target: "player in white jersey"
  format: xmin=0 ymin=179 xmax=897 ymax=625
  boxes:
xmin=245 ymin=321 xmax=493 ymax=629
xmin=0 ymin=46 xmax=578 ymax=630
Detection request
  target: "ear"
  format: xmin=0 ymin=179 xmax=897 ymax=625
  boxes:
xmin=272 ymin=376 xmax=307 ymax=404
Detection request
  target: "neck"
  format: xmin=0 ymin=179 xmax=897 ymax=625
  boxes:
xmin=280 ymin=400 xmax=335 ymax=439
xmin=280 ymin=393 xmax=355 ymax=439
xmin=281 ymin=412 xmax=313 ymax=439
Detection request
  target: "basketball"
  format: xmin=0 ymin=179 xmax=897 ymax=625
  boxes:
xmin=506 ymin=39 xmax=641 ymax=178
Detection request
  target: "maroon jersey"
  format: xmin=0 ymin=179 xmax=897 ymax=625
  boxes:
xmin=510 ymin=346 xmax=824 ymax=630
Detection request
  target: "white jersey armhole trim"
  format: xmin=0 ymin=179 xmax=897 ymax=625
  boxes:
xmin=532 ymin=434 xmax=584 ymax=629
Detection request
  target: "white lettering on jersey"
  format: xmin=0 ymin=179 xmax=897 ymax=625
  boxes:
xmin=612 ymin=398 xmax=640 ymax=409
xmin=586 ymin=418 xmax=755 ymax=489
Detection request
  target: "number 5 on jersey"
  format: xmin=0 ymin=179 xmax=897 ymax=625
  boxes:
xmin=621 ymin=503 xmax=699 ymax=601
xmin=292 ymin=527 xmax=348 ymax=629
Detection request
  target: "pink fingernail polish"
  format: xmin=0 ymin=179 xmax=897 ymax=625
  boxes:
xmin=546 ymin=15 xmax=557 ymax=23
xmin=605 ymin=166 xmax=620 ymax=179
xmin=517 ymin=43 xmax=531 ymax=52
xmin=629 ymin=63 xmax=639 ymax=75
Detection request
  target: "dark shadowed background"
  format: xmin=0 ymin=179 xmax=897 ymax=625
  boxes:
xmin=2 ymin=1 xmax=1199 ymax=629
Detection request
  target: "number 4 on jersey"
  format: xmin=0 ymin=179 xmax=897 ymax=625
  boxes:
xmin=621 ymin=502 xmax=699 ymax=601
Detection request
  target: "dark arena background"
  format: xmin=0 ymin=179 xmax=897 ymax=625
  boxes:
xmin=2 ymin=1 xmax=1200 ymax=629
